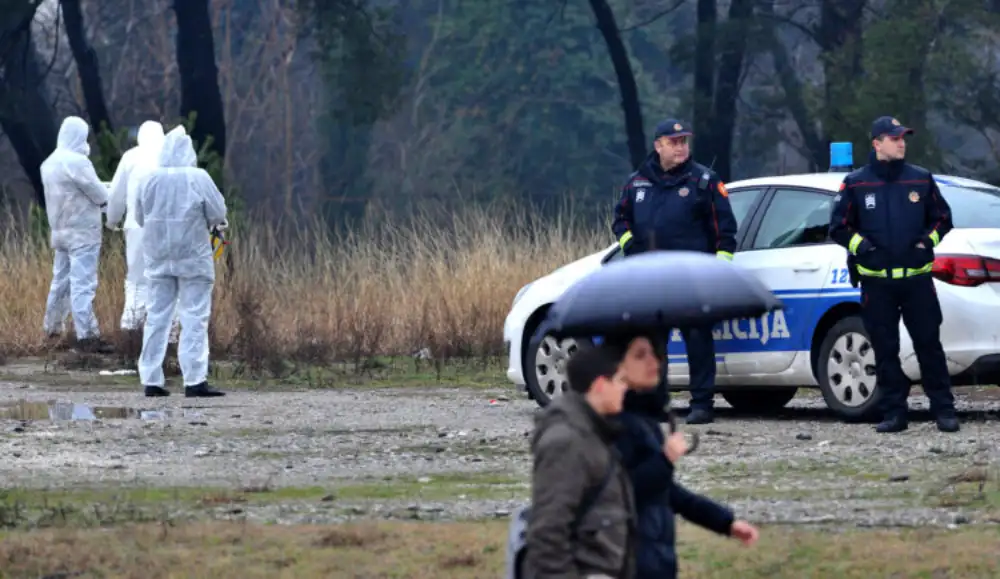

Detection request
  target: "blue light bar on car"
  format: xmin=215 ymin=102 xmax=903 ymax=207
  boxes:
xmin=829 ymin=142 xmax=853 ymax=172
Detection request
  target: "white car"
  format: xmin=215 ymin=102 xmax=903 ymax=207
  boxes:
xmin=503 ymin=171 xmax=1000 ymax=420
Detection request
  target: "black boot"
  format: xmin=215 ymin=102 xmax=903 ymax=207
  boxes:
xmin=876 ymin=415 xmax=908 ymax=433
xmin=935 ymin=412 xmax=960 ymax=433
xmin=185 ymin=382 xmax=225 ymax=397
xmin=686 ymin=407 xmax=714 ymax=425
xmin=144 ymin=385 xmax=170 ymax=397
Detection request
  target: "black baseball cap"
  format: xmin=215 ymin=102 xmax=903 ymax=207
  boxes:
xmin=870 ymin=116 xmax=914 ymax=139
xmin=653 ymin=118 xmax=693 ymax=140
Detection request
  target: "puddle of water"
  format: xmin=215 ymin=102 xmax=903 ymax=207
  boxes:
xmin=0 ymin=400 xmax=196 ymax=421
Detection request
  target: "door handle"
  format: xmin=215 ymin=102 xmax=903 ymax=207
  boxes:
xmin=793 ymin=262 xmax=821 ymax=272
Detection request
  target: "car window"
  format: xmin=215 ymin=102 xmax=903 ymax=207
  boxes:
xmin=727 ymin=188 xmax=763 ymax=231
xmin=937 ymin=182 xmax=1000 ymax=228
xmin=752 ymin=188 xmax=833 ymax=250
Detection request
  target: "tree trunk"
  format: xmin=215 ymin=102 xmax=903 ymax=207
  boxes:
xmin=818 ymin=0 xmax=866 ymax=157
xmin=709 ymin=0 xmax=753 ymax=181
xmin=692 ymin=0 xmax=716 ymax=164
xmin=760 ymin=0 xmax=824 ymax=170
xmin=173 ymin=0 xmax=227 ymax=162
xmin=587 ymin=0 xmax=646 ymax=170
xmin=0 ymin=24 xmax=58 ymax=208
xmin=60 ymin=0 xmax=112 ymax=134
xmin=60 ymin=0 xmax=118 ymax=175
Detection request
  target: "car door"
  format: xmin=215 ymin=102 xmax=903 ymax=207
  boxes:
xmin=726 ymin=187 xmax=843 ymax=375
xmin=665 ymin=187 xmax=767 ymax=382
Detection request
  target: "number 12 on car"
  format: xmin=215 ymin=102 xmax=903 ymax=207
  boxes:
xmin=830 ymin=267 xmax=850 ymax=285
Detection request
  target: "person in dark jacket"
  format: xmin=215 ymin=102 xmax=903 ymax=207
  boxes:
xmin=828 ymin=115 xmax=959 ymax=434
xmin=604 ymin=332 xmax=758 ymax=579
xmin=524 ymin=343 xmax=637 ymax=579
xmin=610 ymin=119 xmax=737 ymax=424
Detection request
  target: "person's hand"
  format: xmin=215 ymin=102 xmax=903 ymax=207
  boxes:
xmin=663 ymin=432 xmax=687 ymax=463
xmin=729 ymin=520 xmax=759 ymax=546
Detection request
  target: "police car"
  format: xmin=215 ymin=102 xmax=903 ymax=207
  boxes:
xmin=502 ymin=144 xmax=1000 ymax=420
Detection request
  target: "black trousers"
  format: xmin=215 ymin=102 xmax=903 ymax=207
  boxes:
xmin=860 ymin=275 xmax=955 ymax=420
xmin=681 ymin=324 xmax=716 ymax=411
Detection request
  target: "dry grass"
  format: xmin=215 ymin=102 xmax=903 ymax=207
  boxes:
xmin=0 ymin=205 xmax=605 ymax=367
xmin=0 ymin=520 xmax=997 ymax=578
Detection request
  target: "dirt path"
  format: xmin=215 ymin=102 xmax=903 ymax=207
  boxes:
xmin=1 ymin=380 xmax=999 ymax=528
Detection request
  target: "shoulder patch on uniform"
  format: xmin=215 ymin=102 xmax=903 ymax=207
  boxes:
xmin=630 ymin=178 xmax=652 ymax=188
xmin=717 ymin=181 xmax=729 ymax=197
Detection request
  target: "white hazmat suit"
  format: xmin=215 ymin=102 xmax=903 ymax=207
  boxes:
xmin=106 ymin=120 xmax=165 ymax=330
xmin=41 ymin=116 xmax=109 ymax=341
xmin=135 ymin=129 xmax=228 ymax=395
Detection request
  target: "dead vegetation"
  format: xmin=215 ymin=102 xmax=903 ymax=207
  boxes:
xmin=0 ymin=204 xmax=603 ymax=370
xmin=0 ymin=516 xmax=997 ymax=578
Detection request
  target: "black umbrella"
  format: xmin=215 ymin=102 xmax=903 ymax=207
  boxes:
xmin=547 ymin=250 xmax=783 ymax=337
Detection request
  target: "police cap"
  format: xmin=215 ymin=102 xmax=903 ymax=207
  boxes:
xmin=870 ymin=116 xmax=914 ymax=139
xmin=653 ymin=118 xmax=693 ymax=140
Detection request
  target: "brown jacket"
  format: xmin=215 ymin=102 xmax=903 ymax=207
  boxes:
xmin=524 ymin=393 xmax=636 ymax=579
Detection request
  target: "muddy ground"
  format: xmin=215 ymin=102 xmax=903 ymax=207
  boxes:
xmin=1 ymin=367 xmax=999 ymax=529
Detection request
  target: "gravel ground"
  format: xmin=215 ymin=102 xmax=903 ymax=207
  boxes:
xmin=1 ymin=379 xmax=999 ymax=528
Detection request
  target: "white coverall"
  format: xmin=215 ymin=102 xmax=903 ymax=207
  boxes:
xmin=106 ymin=121 xmax=165 ymax=330
xmin=135 ymin=129 xmax=227 ymax=387
xmin=41 ymin=116 xmax=109 ymax=340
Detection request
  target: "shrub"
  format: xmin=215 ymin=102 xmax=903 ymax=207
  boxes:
xmin=0 ymin=203 xmax=606 ymax=364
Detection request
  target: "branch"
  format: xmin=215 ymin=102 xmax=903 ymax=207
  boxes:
xmin=619 ymin=0 xmax=686 ymax=32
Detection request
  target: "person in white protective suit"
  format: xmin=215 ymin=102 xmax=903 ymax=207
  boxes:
xmin=105 ymin=120 xmax=165 ymax=330
xmin=135 ymin=128 xmax=228 ymax=397
xmin=41 ymin=116 xmax=113 ymax=353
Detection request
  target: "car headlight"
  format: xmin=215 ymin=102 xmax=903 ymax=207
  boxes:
xmin=512 ymin=283 xmax=533 ymax=306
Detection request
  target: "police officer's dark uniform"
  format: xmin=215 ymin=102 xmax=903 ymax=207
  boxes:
xmin=829 ymin=116 xmax=959 ymax=433
xmin=611 ymin=119 xmax=738 ymax=425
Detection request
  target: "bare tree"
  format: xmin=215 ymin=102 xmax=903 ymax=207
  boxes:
xmin=174 ymin=0 xmax=226 ymax=162
xmin=0 ymin=1 xmax=58 ymax=207
xmin=587 ymin=0 xmax=646 ymax=170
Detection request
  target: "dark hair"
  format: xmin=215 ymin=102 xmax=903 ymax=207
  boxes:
xmin=566 ymin=344 xmax=621 ymax=394
xmin=601 ymin=332 xmax=666 ymax=363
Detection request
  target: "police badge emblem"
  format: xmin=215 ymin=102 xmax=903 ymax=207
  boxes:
xmin=636 ymin=189 xmax=646 ymax=202
xmin=908 ymin=191 xmax=919 ymax=203
xmin=891 ymin=118 xmax=901 ymax=126
xmin=674 ymin=123 xmax=682 ymax=131
xmin=678 ymin=187 xmax=689 ymax=197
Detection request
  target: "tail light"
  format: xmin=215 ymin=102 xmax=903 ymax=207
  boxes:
xmin=931 ymin=254 xmax=1000 ymax=286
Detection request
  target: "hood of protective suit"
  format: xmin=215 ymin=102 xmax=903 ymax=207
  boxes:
xmin=56 ymin=116 xmax=91 ymax=156
xmin=136 ymin=120 xmax=165 ymax=150
xmin=159 ymin=130 xmax=198 ymax=168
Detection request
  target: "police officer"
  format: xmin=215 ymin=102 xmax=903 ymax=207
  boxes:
xmin=829 ymin=116 xmax=959 ymax=434
xmin=611 ymin=119 xmax=737 ymax=425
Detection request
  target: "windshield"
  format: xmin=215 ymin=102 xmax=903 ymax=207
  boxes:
xmin=938 ymin=182 xmax=1000 ymax=229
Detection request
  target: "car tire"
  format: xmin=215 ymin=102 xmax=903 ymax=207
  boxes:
xmin=720 ymin=389 xmax=797 ymax=413
xmin=816 ymin=316 xmax=882 ymax=422
xmin=523 ymin=324 xmax=590 ymax=408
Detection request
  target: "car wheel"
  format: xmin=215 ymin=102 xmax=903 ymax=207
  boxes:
xmin=816 ymin=316 xmax=882 ymax=421
xmin=720 ymin=389 xmax=797 ymax=413
xmin=524 ymin=330 xmax=588 ymax=408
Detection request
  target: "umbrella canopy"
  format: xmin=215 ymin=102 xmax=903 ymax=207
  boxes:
xmin=547 ymin=250 xmax=783 ymax=337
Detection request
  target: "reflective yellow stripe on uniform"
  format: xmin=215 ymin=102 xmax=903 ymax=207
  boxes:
xmin=717 ymin=251 xmax=733 ymax=261
xmin=929 ymin=230 xmax=940 ymax=246
xmin=848 ymin=233 xmax=865 ymax=255
xmin=856 ymin=262 xmax=934 ymax=279
xmin=618 ymin=230 xmax=633 ymax=250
